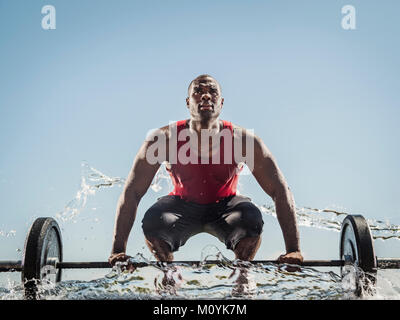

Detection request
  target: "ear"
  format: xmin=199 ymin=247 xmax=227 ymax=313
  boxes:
xmin=221 ymin=97 xmax=224 ymax=108
xmin=186 ymin=97 xmax=189 ymax=108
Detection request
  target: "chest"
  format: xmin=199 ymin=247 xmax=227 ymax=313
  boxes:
xmin=167 ymin=161 xmax=240 ymax=185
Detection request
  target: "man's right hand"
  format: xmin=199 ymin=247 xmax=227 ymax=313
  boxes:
xmin=108 ymin=253 xmax=136 ymax=272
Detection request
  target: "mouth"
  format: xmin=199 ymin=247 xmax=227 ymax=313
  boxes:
xmin=199 ymin=103 xmax=214 ymax=111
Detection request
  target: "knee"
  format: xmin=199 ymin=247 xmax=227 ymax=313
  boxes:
xmin=142 ymin=208 xmax=158 ymax=232
xmin=142 ymin=210 xmax=179 ymax=231
xmin=145 ymin=236 xmax=173 ymax=262
xmin=236 ymin=203 xmax=264 ymax=234
xmin=142 ymin=209 xmax=165 ymax=234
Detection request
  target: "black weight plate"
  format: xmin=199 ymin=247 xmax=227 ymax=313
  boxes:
xmin=340 ymin=214 xmax=377 ymax=295
xmin=21 ymin=217 xmax=63 ymax=299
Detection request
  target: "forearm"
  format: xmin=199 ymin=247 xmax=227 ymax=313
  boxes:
xmin=111 ymin=193 xmax=140 ymax=254
xmin=274 ymin=187 xmax=300 ymax=253
xmin=250 ymin=134 xmax=301 ymax=254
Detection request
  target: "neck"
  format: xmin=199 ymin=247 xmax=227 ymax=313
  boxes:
xmin=189 ymin=118 xmax=221 ymax=132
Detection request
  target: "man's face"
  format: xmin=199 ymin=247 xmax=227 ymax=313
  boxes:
xmin=186 ymin=77 xmax=224 ymax=121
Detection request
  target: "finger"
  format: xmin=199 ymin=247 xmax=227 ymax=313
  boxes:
xmin=288 ymin=259 xmax=301 ymax=265
xmin=110 ymin=254 xmax=130 ymax=266
xmin=280 ymin=257 xmax=302 ymax=266
xmin=286 ymin=257 xmax=297 ymax=264
xmin=127 ymin=263 xmax=136 ymax=273
xmin=114 ymin=255 xmax=128 ymax=262
xmin=286 ymin=265 xmax=301 ymax=272
xmin=109 ymin=256 xmax=123 ymax=266
xmin=278 ymin=256 xmax=292 ymax=264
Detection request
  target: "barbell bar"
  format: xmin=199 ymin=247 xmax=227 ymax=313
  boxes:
xmin=0 ymin=215 xmax=399 ymax=299
xmin=3 ymin=258 xmax=400 ymax=271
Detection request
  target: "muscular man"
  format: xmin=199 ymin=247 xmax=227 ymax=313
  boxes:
xmin=109 ymin=74 xmax=303 ymax=270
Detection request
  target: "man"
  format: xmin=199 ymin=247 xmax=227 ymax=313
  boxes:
xmin=109 ymin=74 xmax=303 ymax=271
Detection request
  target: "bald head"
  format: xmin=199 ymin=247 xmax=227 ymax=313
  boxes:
xmin=188 ymin=74 xmax=222 ymax=95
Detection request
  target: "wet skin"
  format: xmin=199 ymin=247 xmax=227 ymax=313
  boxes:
xmin=108 ymin=75 xmax=303 ymax=274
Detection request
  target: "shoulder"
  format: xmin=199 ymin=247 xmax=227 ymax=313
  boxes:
xmin=145 ymin=122 xmax=179 ymax=142
xmin=230 ymin=122 xmax=263 ymax=144
xmin=229 ymin=122 xmax=273 ymax=161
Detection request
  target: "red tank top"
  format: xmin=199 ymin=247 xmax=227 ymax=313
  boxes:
xmin=167 ymin=119 xmax=242 ymax=204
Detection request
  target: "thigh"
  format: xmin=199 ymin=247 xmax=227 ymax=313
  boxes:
xmin=141 ymin=195 xmax=202 ymax=252
xmin=205 ymin=195 xmax=264 ymax=250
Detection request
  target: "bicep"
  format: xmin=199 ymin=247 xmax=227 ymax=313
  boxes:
xmin=250 ymin=136 xmax=288 ymax=199
xmin=123 ymin=141 xmax=162 ymax=201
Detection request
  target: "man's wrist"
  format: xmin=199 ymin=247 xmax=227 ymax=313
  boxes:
xmin=111 ymin=241 xmax=126 ymax=254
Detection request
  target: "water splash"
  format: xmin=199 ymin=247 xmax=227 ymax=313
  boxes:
xmin=55 ymin=162 xmax=173 ymax=223
xmin=55 ymin=162 xmax=125 ymax=222
xmin=150 ymin=163 xmax=400 ymax=241
xmin=0 ymin=230 xmax=16 ymax=237
xmin=200 ymin=245 xmax=231 ymax=264
xmin=150 ymin=164 xmax=173 ymax=193
xmin=260 ymin=205 xmax=400 ymax=241
xmin=49 ymin=162 xmax=400 ymax=241
xmin=2 ymin=162 xmax=399 ymax=300
xmin=0 ymin=253 xmax=375 ymax=300
xmin=0 ymin=258 xmax=347 ymax=300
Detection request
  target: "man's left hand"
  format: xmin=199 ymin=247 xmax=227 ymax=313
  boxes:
xmin=277 ymin=251 xmax=304 ymax=266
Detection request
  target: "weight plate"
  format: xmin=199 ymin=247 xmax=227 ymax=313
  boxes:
xmin=340 ymin=214 xmax=377 ymax=296
xmin=21 ymin=217 xmax=63 ymax=299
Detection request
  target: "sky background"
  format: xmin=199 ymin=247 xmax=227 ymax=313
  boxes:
xmin=0 ymin=0 xmax=399 ymax=282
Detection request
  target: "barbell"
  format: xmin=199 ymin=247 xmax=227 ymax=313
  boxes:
xmin=1 ymin=214 xmax=399 ymax=299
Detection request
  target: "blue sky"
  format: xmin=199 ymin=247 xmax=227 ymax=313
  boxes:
xmin=0 ymin=0 xmax=399 ymax=275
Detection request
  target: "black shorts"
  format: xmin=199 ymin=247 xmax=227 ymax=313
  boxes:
xmin=141 ymin=195 xmax=264 ymax=252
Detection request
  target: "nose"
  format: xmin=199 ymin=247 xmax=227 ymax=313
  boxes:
xmin=201 ymin=93 xmax=211 ymax=101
